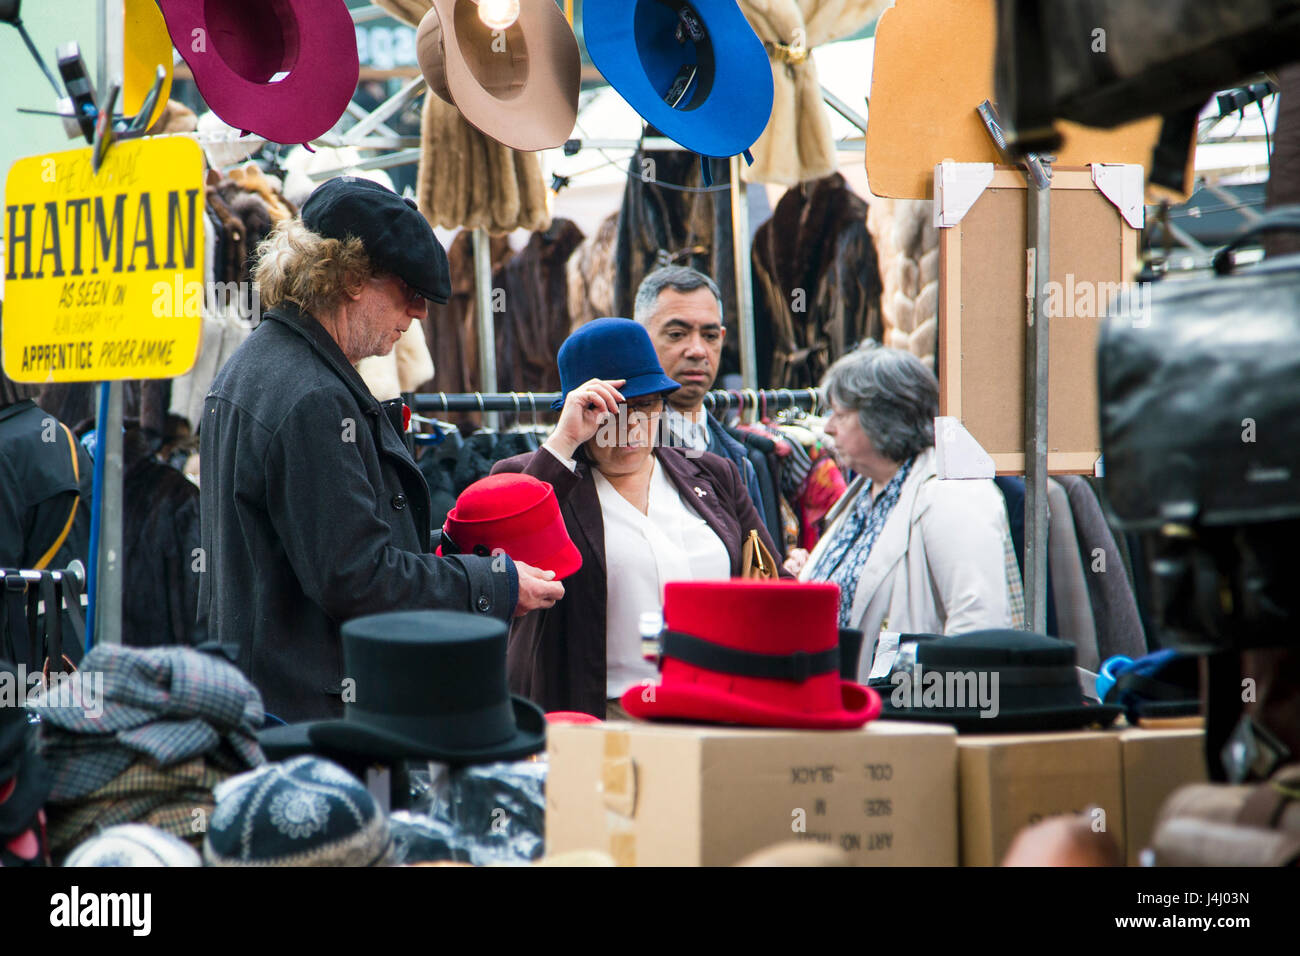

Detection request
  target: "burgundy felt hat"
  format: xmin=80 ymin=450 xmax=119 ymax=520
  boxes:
xmin=621 ymin=581 xmax=882 ymax=730
xmin=437 ymin=473 xmax=582 ymax=579
xmin=156 ymin=0 xmax=359 ymax=144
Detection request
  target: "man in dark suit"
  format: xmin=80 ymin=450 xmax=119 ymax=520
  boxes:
xmin=633 ymin=266 xmax=784 ymax=554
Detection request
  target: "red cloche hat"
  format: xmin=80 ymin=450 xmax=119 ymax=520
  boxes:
xmin=437 ymin=474 xmax=582 ymax=580
xmin=621 ymin=581 xmax=881 ymax=730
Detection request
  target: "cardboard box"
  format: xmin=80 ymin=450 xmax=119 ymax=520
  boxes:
xmin=1120 ymin=727 xmax=1207 ymax=865
xmin=546 ymin=720 xmax=958 ymax=866
xmin=958 ymin=731 xmax=1125 ymax=866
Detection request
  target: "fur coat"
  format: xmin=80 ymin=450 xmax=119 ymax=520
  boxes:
xmin=738 ymin=0 xmax=890 ymax=185
xmin=866 ymin=196 xmax=939 ymax=368
xmin=613 ymin=149 xmax=743 ymax=374
xmin=494 ymin=219 xmax=586 ymax=393
xmin=414 ymin=230 xmax=513 ymax=397
xmin=750 ymin=172 xmax=882 ymax=387
xmin=417 ymin=89 xmax=551 ymax=234
xmin=567 ymin=212 xmax=619 ymax=331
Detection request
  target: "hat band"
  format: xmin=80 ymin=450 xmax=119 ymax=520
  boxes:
xmin=661 ymin=630 xmax=840 ymax=683
xmin=916 ymin=663 xmax=1079 ymax=687
xmin=441 ymin=517 xmax=566 ymax=560
xmin=344 ymin=698 xmax=518 ymax=750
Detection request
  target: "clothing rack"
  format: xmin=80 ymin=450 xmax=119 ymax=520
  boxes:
xmin=410 ymin=388 xmax=822 ymax=415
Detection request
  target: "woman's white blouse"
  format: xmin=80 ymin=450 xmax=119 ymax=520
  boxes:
xmin=594 ymin=457 xmax=731 ymax=699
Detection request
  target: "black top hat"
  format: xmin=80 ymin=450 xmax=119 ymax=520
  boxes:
xmin=871 ymin=630 xmax=1123 ymax=733
xmin=259 ymin=611 xmax=545 ymax=766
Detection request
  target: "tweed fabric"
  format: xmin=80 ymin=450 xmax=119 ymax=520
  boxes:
xmin=33 ymin=644 xmax=264 ymax=802
xmin=45 ymin=757 xmax=225 ymax=856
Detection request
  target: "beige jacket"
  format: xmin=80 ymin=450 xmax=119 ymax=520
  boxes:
xmin=799 ymin=447 xmax=1013 ymax=679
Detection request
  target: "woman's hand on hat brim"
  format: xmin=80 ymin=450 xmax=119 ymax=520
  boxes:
xmin=545 ymin=378 xmax=626 ymax=460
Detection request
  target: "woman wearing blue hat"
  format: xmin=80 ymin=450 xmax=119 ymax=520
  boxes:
xmin=493 ymin=318 xmax=787 ymax=718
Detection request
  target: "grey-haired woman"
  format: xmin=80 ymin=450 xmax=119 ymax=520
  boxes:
xmin=786 ymin=342 xmax=1019 ymax=677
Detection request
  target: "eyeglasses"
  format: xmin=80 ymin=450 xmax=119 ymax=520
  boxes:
xmin=383 ymin=274 xmax=424 ymax=308
xmin=621 ymin=396 xmax=665 ymax=415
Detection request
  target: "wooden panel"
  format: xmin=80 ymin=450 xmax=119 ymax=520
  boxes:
xmin=938 ymin=175 xmax=1133 ymax=474
xmin=865 ymin=0 xmax=1194 ymax=201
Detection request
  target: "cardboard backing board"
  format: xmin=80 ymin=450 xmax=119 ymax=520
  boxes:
xmin=938 ymin=167 xmax=1138 ymax=474
xmin=864 ymin=0 xmax=1194 ymax=201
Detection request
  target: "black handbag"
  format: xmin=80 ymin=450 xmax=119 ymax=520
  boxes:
xmin=995 ymin=0 xmax=1300 ymax=152
xmin=1098 ymin=208 xmax=1300 ymax=654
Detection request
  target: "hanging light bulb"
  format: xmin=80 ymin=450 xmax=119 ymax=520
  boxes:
xmin=478 ymin=0 xmax=520 ymax=30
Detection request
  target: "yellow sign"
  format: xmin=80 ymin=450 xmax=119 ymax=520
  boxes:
xmin=3 ymin=136 xmax=205 ymax=383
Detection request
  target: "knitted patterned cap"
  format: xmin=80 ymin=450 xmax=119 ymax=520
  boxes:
xmin=64 ymin=824 xmax=202 ymax=867
xmin=203 ymin=757 xmax=391 ymax=867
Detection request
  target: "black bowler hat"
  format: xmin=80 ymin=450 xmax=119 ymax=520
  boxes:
xmin=300 ymin=177 xmax=451 ymax=304
xmin=262 ymin=611 xmax=545 ymax=766
xmin=871 ymin=630 xmax=1124 ymax=733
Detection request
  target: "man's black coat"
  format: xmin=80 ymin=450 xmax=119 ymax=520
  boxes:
xmin=198 ymin=303 xmax=516 ymax=723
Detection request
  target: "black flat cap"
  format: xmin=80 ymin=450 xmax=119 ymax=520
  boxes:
xmin=300 ymin=177 xmax=450 ymax=304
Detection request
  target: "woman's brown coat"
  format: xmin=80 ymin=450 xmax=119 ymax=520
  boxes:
xmin=492 ymin=446 xmax=787 ymax=717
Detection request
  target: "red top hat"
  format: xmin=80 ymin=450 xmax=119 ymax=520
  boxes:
xmin=156 ymin=0 xmax=359 ymax=144
xmin=437 ymin=474 xmax=582 ymax=580
xmin=621 ymin=581 xmax=881 ymax=730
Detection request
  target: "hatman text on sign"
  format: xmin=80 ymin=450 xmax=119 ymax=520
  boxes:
xmin=2 ymin=137 xmax=205 ymax=383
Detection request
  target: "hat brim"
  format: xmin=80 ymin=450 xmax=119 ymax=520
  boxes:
xmin=583 ymin=0 xmax=773 ymax=157
xmin=0 ymin=747 xmax=51 ymax=836
xmin=620 ymin=680 xmax=881 ymax=730
xmin=423 ymin=0 xmax=580 ymax=151
xmin=306 ymin=696 xmax=547 ymax=766
xmin=156 ymin=0 xmax=359 ymax=143
xmin=124 ymin=0 xmax=174 ymax=131
xmin=550 ymin=372 xmax=681 ymax=410
xmin=876 ymin=701 xmax=1124 ymax=734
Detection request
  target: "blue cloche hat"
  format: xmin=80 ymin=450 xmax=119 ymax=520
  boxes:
xmin=552 ymin=318 xmax=681 ymax=410
xmin=583 ymin=0 xmax=773 ymax=161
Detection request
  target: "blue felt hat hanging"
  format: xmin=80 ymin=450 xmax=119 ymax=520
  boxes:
xmin=584 ymin=0 xmax=774 ymax=169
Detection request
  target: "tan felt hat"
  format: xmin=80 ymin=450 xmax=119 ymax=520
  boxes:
xmin=416 ymin=0 xmax=579 ymax=152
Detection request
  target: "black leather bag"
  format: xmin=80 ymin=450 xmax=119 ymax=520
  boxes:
xmin=1098 ymin=209 xmax=1300 ymax=653
xmin=995 ymin=0 xmax=1300 ymax=151
xmin=1100 ymin=209 xmax=1300 ymax=530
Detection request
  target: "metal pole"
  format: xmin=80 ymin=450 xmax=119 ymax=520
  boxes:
xmin=92 ymin=0 xmax=126 ymax=645
xmin=472 ymin=227 xmax=499 ymax=429
xmin=729 ymin=154 xmax=757 ymax=390
xmin=1022 ymin=174 xmax=1051 ymax=633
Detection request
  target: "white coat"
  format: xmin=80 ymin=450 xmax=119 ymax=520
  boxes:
xmin=799 ymin=447 xmax=1013 ymax=680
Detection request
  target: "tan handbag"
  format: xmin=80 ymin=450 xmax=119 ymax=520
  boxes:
xmin=1150 ymin=764 xmax=1300 ymax=866
xmin=741 ymin=529 xmax=778 ymax=580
